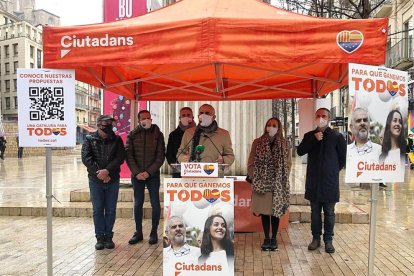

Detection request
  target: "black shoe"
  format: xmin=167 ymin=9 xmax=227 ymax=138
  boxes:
xmin=148 ymin=231 xmax=158 ymax=245
xmin=104 ymin=233 xmax=115 ymax=249
xmin=325 ymin=241 xmax=335 ymax=253
xmin=270 ymin=238 xmax=278 ymax=251
xmin=308 ymin=239 xmax=321 ymax=250
xmin=379 ymin=183 xmax=387 ymax=188
xmin=95 ymin=236 xmax=105 ymax=250
xmin=128 ymin=232 xmax=143 ymax=245
xmin=261 ymin=238 xmax=271 ymax=251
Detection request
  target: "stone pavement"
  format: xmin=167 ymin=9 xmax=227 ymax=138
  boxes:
xmin=0 ymin=154 xmax=414 ymax=275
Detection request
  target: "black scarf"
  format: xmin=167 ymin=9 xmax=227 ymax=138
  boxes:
xmin=190 ymin=121 xmax=218 ymax=161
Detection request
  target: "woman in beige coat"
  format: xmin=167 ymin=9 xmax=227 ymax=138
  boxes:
xmin=247 ymin=117 xmax=291 ymax=251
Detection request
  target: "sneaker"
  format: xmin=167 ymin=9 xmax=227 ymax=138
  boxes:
xmin=308 ymin=239 xmax=321 ymax=251
xmin=148 ymin=231 xmax=158 ymax=245
xmin=270 ymin=238 xmax=278 ymax=251
xmin=95 ymin=236 xmax=105 ymax=250
xmin=128 ymin=232 xmax=143 ymax=245
xmin=261 ymin=238 xmax=271 ymax=251
xmin=325 ymin=241 xmax=335 ymax=253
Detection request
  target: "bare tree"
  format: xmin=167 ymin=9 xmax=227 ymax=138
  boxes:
xmin=274 ymin=0 xmax=388 ymax=19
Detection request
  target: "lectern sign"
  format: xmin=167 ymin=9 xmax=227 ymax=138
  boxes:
xmin=181 ymin=163 xmax=218 ymax=178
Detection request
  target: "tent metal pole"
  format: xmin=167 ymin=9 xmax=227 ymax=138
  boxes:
xmin=368 ymin=183 xmax=378 ymax=276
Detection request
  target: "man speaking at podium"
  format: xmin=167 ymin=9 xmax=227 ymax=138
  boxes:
xmin=177 ymin=104 xmax=235 ymax=166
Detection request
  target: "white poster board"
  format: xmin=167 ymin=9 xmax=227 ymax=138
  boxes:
xmin=163 ymin=178 xmax=234 ymax=276
xmin=345 ymin=63 xmax=408 ymax=183
xmin=17 ymin=69 xmax=76 ymax=147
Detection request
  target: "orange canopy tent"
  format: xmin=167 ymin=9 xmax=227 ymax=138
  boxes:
xmin=43 ymin=0 xmax=388 ymax=101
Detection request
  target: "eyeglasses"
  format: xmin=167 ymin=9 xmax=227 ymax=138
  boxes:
xmin=356 ymin=141 xmax=373 ymax=156
xmin=173 ymin=244 xmax=191 ymax=257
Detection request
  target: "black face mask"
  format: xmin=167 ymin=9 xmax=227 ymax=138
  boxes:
xmin=101 ymin=124 xmax=113 ymax=134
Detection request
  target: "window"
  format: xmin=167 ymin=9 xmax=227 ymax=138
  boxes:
xmin=13 ymin=61 xmax=18 ymax=74
xmin=37 ymin=49 xmax=42 ymax=68
xmin=13 ymin=79 xmax=16 ymax=91
xmin=5 ymin=97 xmax=10 ymax=109
xmin=5 ymin=63 xmax=9 ymax=74
xmin=30 ymin=45 xmax=34 ymax=58
xmin=5 ymin=80 xmax=10 ymax=91
xmin=4 ymin=45 xmax=9 ymax=57
xmin=14 ymin=96 xmax=17 ymax=109
xmin=13 ymin=43 xmax=18 ymax=56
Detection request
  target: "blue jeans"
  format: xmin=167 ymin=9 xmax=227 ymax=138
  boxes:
xmin=89 ymin=179 xmax=120 ymax=237
xmin=131 ymin=173 xmax=161 ymax=234
xmin=310 ymin=201 xmax=336 ymax=242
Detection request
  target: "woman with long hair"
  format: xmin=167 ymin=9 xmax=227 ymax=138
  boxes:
xmin=198 ymin=214 xmax=234 ymax=273
xmin=247 ymin=117 xmax=291 ymax=251
xmin=380 ymin=109 xmax=406 ymax=165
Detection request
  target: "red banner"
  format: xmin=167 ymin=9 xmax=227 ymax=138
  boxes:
xmin=103 ymin=0 xmax=147 ymax=178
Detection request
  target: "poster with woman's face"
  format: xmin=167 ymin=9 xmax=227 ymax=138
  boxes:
xmin=163 ymin=178 xmax=234 ymax=276
xmin=345 ymin=63 xmax=408 ymax=183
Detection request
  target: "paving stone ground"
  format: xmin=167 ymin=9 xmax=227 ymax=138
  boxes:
xmin=0 ymin=154 xmax=414 ymax=275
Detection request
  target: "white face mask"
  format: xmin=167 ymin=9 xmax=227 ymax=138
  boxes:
xmin=266 ymin=127 xmax=278 ymax=137
xmin=316 ymin=118 xmax=328 ymax=129
xmin=199 ymin=114 xmax=213 ymax=127
xmin=180 ymin=117 xmax=192 ymax=127
xmin=141 ymin=119 xmax=152 ymax=129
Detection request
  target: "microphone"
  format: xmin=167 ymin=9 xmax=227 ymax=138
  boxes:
xmin=195 ymin=145 xmax=205 ymax=162
xmin=203 ymin=134 xmax=223 ymax=162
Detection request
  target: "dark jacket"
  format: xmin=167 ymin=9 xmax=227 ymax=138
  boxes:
xmin=81 ymin=131 xmax=126 ymax=182
xmin=297 ymin=127 xmax=346 ymax=203
xmin=166 ymin=126 xmax=184 ymax=165
xmin=125 ymin=124 xmax=165 ymax=177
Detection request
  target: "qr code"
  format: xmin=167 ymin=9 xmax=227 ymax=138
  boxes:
xmin=29 ymin=87 xmax=64 ymax=121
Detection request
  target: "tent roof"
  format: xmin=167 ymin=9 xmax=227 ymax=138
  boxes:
xmin=43 ymin=0 xmax=388 ymax=101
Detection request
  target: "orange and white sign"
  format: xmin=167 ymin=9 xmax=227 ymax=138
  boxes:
xmin=181 ymin=162 xmax=219 ymax=178
xmin=17 ymin=69 xmax=76 ymax=147
xmin=163 ymin=178 xmax=234 ymax=276
xmin=345 ymin=63 xmax=408 ymax=183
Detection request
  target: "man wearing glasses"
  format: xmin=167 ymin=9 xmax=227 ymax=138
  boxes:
xmin=163 ymin=216 xmax=200 ymax=274
xmin=345 ymin=107 xmax=381 ymax=182
xmin=177 ymin=104 xmax=235 ymax=166
xmin=126 ymin=110 xmax=165 ymax=246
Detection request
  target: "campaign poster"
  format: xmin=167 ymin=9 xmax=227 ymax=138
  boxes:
xmin=17 ymin=69 xmax=76 ymax=147
xmin=163 ymin=178 xmax=234 ymax=276
xmin=345 ymin=63 xmax=408 ymax=183
xmin=103 ymin=0 xmax=148 ymax=178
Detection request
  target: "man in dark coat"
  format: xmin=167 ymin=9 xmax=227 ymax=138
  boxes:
xmin=81 ymin=115 xmax=126 ymax=250
xmin=297 ymin=108 xmax=346 ymax=254
xmin=126 ymin=110 xmax=165 ymax=245
xmin=166 ymin=107 xmax=196 ymax=177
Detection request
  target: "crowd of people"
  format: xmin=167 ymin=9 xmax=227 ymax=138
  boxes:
xmin=81 ymin=104 xmax=405 ymax=260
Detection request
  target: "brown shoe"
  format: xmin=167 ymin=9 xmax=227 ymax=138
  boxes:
xmin=325 ymin=241 xmax=335 ymax=253
xmin=308 ymin=239 xmax=321 ymax=250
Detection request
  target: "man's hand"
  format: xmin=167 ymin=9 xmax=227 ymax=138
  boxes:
xmin=96 ymin=169 xmax=109 ymax=180
xmin=314 ymin=132 xmax=323 ymax=141
xmin=181 ymin=154 xmax=190 ymax=162
xmin=136 ymin=171 xmax=150 ymax=180
xmin=216 ymin=155 xmax=224 ymax=164
xmin=103 ymin=176 xmax=111 ymax=183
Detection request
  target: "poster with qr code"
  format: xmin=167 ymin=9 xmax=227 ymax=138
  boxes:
xmin=17 ymin=69 xmax=76 ymax=147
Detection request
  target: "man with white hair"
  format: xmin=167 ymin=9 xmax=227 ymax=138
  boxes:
xmin=163 ymin=216 xmax=200 ymax=273
xmin=346 ymin=107 xmax=381 ymax=182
